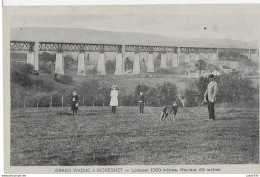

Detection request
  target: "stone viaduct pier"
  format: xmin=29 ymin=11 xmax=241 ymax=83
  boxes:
xmin=10 ymin=41 xmax=259 ymax=75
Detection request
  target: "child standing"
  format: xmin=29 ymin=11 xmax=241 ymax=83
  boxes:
xmin=138 ymin=91 xmax=145 ymax=114
xmin=110 ymin=85 xmax=118 ymax=114
xmin=71 ymin=90 xmax=79 ymax=115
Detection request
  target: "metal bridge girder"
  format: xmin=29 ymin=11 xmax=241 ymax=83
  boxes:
xmin=10 ymin=41 xmax=35 ymax=52
xmin=125 ymin=45 xmax=178 ymax=53
xmin=218 ymin=48 xmax=250 ymax=54
xmin=180 ymin=47 xmax=218 ymax=54
xmin=10 ymin=41 xmax=258 ymax=55
xmin=38 ymin=42 xmax=122 ymax=53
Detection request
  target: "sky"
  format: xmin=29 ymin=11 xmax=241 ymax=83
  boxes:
xmin=11 ymin=14 xmax=259 ymax=42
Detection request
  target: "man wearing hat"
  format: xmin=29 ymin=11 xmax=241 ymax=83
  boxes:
xmin=204 ymin=74 xmax=218 ymax=120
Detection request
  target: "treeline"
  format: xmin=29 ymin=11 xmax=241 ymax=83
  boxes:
xmin=11 ymin=78 xmax=179 ymax=108
xmin=184 ymin=72 xmax=258 ymax=107
xmin=121 ymin=83 xmax=179 ymax=106
xmin=11 ymin=64 xmax=258 ymax=108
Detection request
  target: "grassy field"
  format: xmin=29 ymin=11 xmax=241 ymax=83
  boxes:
xmin=11 ymin=105 xmax=259 ymax=166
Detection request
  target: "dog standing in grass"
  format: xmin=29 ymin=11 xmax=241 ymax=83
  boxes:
xmin=160 ymin=101 xmax=178 ymax=121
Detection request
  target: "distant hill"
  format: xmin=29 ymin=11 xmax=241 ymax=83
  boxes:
xmin=11 ymin=27 xmax=258 ymax=49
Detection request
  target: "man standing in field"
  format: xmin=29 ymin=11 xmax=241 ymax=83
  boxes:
xmin=204 ymin=74 xmax=218 ymax=120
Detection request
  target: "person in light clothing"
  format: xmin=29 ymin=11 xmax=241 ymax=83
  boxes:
xmin=204 ymin=74 xmax=218 ymax=120
xmin=110 ymin=85 xmax=119 ymax=114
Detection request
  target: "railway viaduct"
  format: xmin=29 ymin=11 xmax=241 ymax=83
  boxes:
xmin=10 ymin=41 xmax=259 ymax=75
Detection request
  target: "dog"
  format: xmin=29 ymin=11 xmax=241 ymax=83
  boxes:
xmin=160 ymin=101 xmax=178 ymax=121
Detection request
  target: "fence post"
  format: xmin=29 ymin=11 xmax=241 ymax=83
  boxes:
xmin=62 ymin=96 xmax=64 ymax=107
xmin=37 ymin=99 xmax=39 ymax=109
xmin=83 ymin=97 xmax=85 ymax=107
xmin=23 ymin=97 xmax=26 ymax=109
xmin=50 ymin=95 xmax=53 ymax=108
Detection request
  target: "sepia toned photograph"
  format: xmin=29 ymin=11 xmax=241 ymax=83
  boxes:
xmin=3 ymin=4 xmax=260 ymax=174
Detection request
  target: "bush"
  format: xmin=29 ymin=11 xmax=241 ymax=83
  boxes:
xmin=10 ymin=64 xmax=35 ymax=87
xmin=77 ymin=80 xmax=100 ymax=106
xmin=184 ymin=72 xmax=257 ymax=106
xmin=64 ymin=55 xmax=76 ymax=69
xmin=106 ymin=60 xmax=115 ymax=74
xmin=39 ymin=52 xmax=55 ymax=64
xmin=37 ymin=94 xmax=51 ymax=107
xmin=184 ymin=82 xmax=200 ymax=107
xmin=39 ymin=64 xmax=52 ymax=74
xmin=89 ymin=67 xmax=97 ymax=77
xmin=140 ymin=58 xmax=147 ymax=73
xmin=55 ymin=75 xmax=74 ymax=85
xmin=51 ymin=92 xmax=63 ymax=107
xmin=156 ymin=69 xmax=174 ymax=75
xmin=11 ymin=70 xmax=32 ymax=87
xmin=121 ymin=94 xmax=136 ymax=106
xmin=97 ymin=86 xmax=111 ymax=106
xmin=155 ymin=82 xmax=178 ymax=106
xmin=125 ymin=57 xmax=133 ymax=71
xmin=121 ymin=82 xmax=179 ymax=107
xmin=31 ymin=78 xmax=55 ymax=92
xmin=12 ymin=63 xmax=34 ymax=74
xmin=21 ymin=64 xmax=34 ymax=74
xmin=31 ymin=78 xmax=44 ymax=87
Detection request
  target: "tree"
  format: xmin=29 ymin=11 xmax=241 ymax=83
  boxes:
xmin=154 ymin=54 xmax=161 ymax=70
xmin=155 ymin=82 xmax=178 ymax=106
xmin=78 ymin=80 xmax=99 ymax=106
xmin=134 ymin=83 xmax=150 ymax=97
xmin=21 ymin=64 xmax=34 ymax=74
xmin=64 ymin=55 xmax=75 ymax=69
xmin=195 ymin=76 xmax=209 ymax=101
xmin=124 ymin=57 xmax=133 ymax=71
xmin=184 ymin=72 xmax=257 ymax=106
xmin=140 ymin=58 xmax=147 ymax=73
xmin=11 ymin=70 xmax=32 ymax=87
xmin=106 ymin=60 xmax=115 ymax=74
xmin=39 ymin=52 xmax=55 ymax=64
xmin=184 ymin=82 xmax=200 ymax=107
xmin=195 ymin=59 xmax=206 ymax=76
xmin=121 ymin=94 xmax=136 ymax=106
xmin=11 ymin=64 xmax=34 ymax=87
xmin=90 ymin=66 xmax=97 ymax=77
xmin=98 ymin=86 xmax=111 ymax=106
xmin=59 ymin=75 xmax=74 ymax=85
xmin=86 ymin=53 xmax=90 ymax=61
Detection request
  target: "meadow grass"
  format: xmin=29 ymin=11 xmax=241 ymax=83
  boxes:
xmin=11 ymin=105 xmax=259 ymax=165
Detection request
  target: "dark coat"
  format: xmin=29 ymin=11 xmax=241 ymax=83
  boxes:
xmin=71 ymin=95 xmax=79 ymax=110
xmin=138 ymin=95 xmax=145 ymax=105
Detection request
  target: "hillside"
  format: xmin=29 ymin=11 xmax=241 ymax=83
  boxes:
xmin=11 ymin=27 xmax=258 ymax=49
